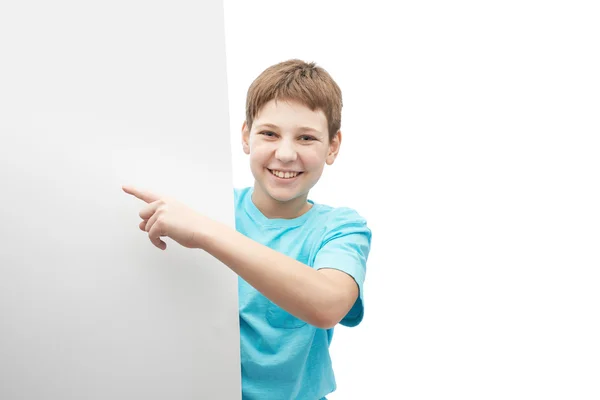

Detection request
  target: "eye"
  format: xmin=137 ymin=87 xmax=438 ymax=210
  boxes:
xmin=260 ymin=131 xmax=277 ymax=137
xmin=299 ymin=135 xmax=316 ymax=141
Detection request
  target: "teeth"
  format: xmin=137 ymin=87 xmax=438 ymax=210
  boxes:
xmin=271 ymin=170 xmax=299 ymax=179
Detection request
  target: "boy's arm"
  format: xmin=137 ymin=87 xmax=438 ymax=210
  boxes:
xmin=201 ymin=219 xmax=359 ymax=329
xmin=122 ymin=185 xmax=359 ymax=329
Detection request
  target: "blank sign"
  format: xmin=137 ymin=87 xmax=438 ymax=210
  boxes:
xmin=0 ymin=1 xmax=241 ymax=399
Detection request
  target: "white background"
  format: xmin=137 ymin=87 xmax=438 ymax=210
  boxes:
xmin=224 ymin=1 xmax=600 ymax=398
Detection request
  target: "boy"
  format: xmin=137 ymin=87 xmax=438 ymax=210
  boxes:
xmin=123 ymin=59 xmax=372 ymax=399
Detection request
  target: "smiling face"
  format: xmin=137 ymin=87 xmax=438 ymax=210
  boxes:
xmin=242 ymin=98 xmax=341 ymax=218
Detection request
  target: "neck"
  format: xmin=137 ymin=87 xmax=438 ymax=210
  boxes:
xmin=252 ymin=184 xmax=312 ymax=219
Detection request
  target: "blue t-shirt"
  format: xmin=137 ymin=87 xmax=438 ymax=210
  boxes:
xmin=234 ymin=187 xmax=372 ymax=400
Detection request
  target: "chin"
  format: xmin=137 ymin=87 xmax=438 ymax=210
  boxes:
xmin=265 ymin=187 xmax=304 ymax=203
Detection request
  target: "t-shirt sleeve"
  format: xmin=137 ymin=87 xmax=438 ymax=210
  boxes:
xmin=313 ymin=207 xmax=372 ymax=327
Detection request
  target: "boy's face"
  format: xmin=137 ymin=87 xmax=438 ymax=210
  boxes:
xmin=242 ymin=99 xmax=340 ymax=207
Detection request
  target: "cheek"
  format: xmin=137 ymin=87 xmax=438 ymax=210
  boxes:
xmin=248 ymin=142 xmax=271 ymax=163
xmin=299 ymin=149 xmax=327 ymax=169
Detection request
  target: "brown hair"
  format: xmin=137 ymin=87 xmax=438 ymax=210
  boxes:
xmin=245 ymin=59 xmax=342 ymax=141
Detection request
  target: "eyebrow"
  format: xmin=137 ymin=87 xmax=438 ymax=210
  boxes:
xmin=255 ymin=123 xmax=322 ymax=134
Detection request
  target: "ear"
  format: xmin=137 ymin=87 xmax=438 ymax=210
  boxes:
xmin=326 ymin=130 xmax=342 ymax=165
xmin=241 ymin=121 xmax=250 ymax=155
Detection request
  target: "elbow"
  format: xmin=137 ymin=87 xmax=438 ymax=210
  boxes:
xmin=312 ymin=314 xmax=338 ymax=330
xmin=309 ymin=281 xmax=359 ymax=329
xmin=314 ymin=318 xmax=336 ymax=330
xmin=311 ymin=305 xmax=344 ymax=330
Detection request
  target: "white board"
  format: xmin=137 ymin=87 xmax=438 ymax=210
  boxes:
xmin=0 ymin=1 xmax=241 ymax=398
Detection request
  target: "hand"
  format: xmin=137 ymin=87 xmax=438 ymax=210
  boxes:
xmin=122 ymin=185 xmax=210 ymax=250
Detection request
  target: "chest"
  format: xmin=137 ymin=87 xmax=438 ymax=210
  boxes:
xmin=237 ymin=220 xmax=324 ymax=265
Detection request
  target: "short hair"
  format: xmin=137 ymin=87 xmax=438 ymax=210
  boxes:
xmin=245 ymin=59 xmax=342 ymax=141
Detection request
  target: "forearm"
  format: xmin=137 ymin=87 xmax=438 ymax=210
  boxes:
xmin=198 ymin=220 xmax=342 ymax=328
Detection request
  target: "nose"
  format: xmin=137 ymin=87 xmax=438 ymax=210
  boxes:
xmin=275 ymin=138 xmax=297 ymax=163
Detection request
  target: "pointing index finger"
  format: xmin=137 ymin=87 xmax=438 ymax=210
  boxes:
xmin=122 ymin=185 xmax=159 ymax=203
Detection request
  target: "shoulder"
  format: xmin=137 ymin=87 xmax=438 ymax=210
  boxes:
xmin=325 ymin=206 xmax=369 ymax=229
xmin=311 ymin=202 xmax=371 ymax=245
xmin=233 ymin=186 xmax=251 ymax=206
